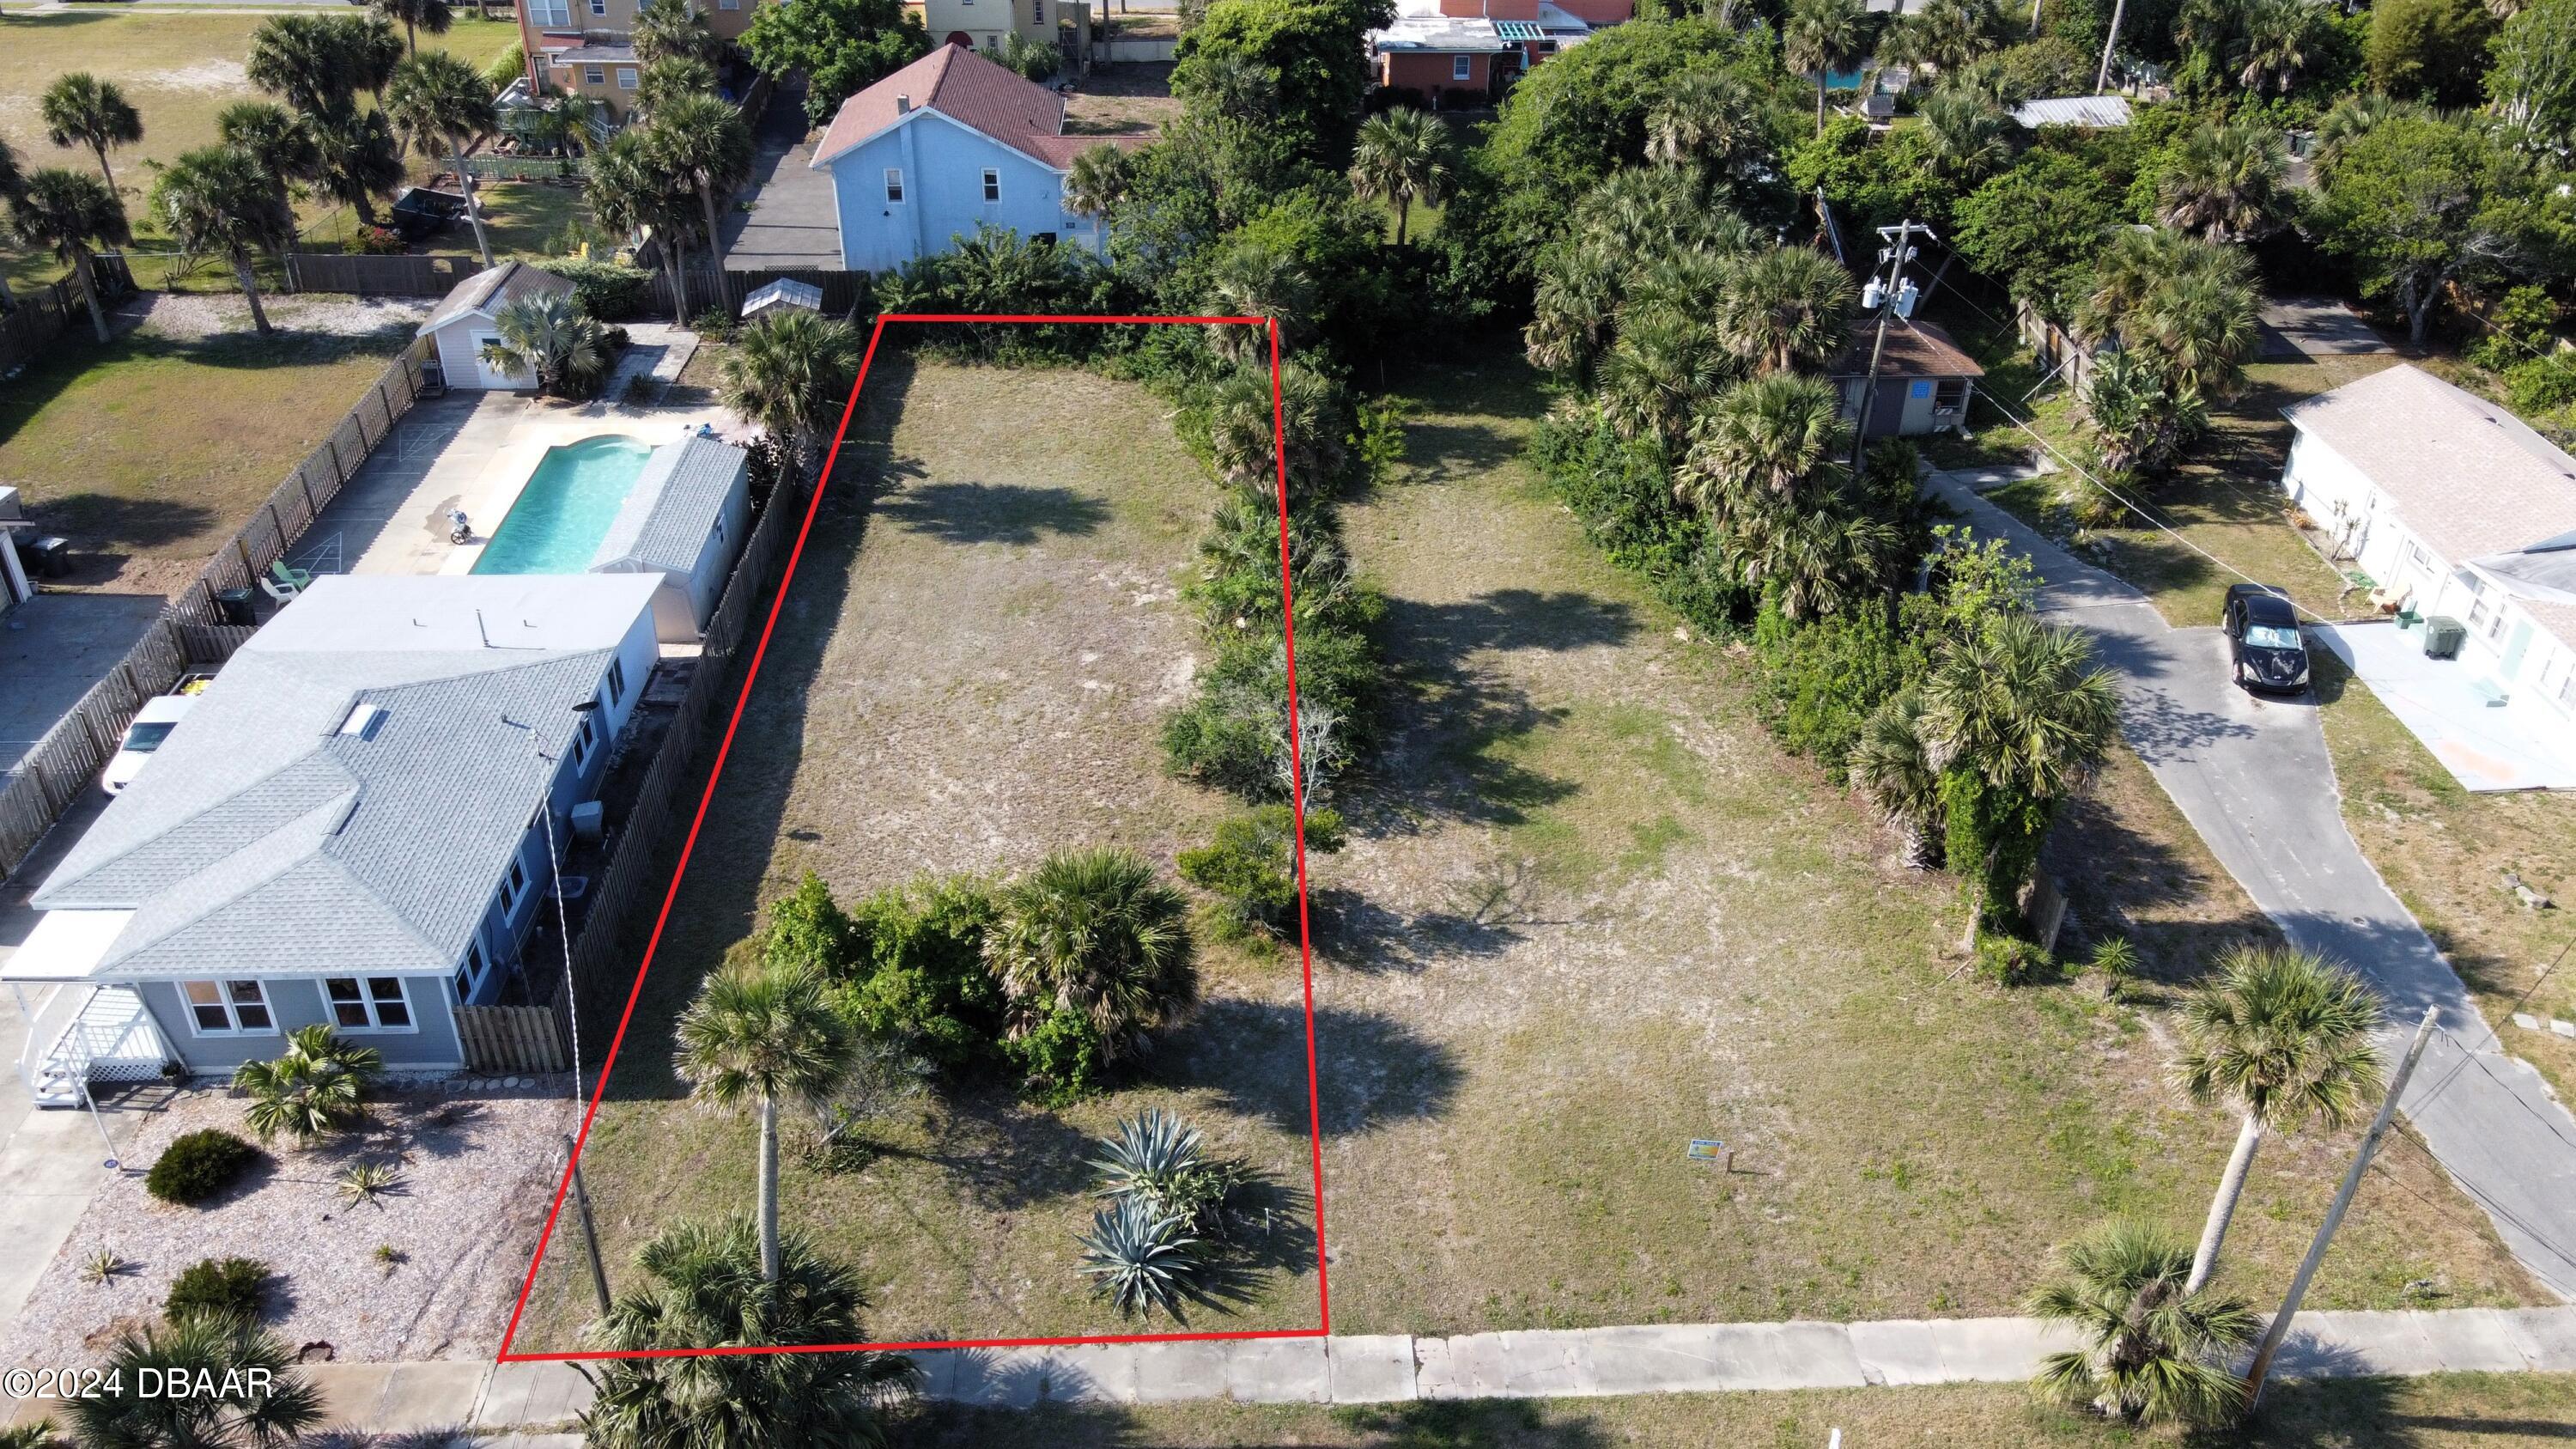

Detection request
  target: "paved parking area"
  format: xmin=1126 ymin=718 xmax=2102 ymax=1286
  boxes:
xmin=2259 ymin=295 xmax=2395 ymax=361
xmin=0 ymin=592 xmax=165 ymax=772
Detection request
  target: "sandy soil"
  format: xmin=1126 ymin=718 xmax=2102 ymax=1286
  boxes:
xmin=116 ymin=292 xmax=433 ymax=344
xmin=3 ymin=1078 xmax=575 ymax=1366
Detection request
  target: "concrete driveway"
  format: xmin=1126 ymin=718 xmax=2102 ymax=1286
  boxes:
xmin=1931 ymin=467 xmax=2576 ymax=1300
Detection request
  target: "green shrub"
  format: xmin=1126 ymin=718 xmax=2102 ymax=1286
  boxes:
xmin=839 ymin=876 xmax=1009 ymax=1072
xmin=1176 ymin=804 xmax=1346 ymax=935
xmin=144 ymin=1129 xmax=260 ymax=1207
xmin=550 ymin=258 xmax=656 ymax=322
xmin=1163 ymin=626 xmax=1381 ymax=801
xmin=2505 ymin=351 xmax=2576 ymax=415
xmin=483 ymin=43 xmax=526 ymax=93
xmin=1973 ymin=934 xmax=2062 ymax=987
xmin=1752 ymin=595 xmax=1930 ymax=784
xmin=165 ymin=1257 xmax=269 ymax=1324
xmin=1532 ymin=416 xmax=1746 ymax=635
xmin=1005 ymin=1005 xmax=1111 ymax=1105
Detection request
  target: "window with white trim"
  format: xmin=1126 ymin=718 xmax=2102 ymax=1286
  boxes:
xmin=589 ymin=0 xmax=605 ymax=15
xmin=720 ymin=0 xmax=740 ymax=9
xmin=617 ymin=67 xmax=639 ymax=90
xmin=884 ymin=167 xmax=906 ymax=204
xmin=502 ymin=855 xmax=532 ymax=915
xmin=1453 ymin=54 xmax=1472 ymax=81
xmin=181 ymin=980 xmax=275 ymax=1035
xmin=981 ymin=167 xmax=1001 ymax=203
xmin=586 ymin=64 xmax=607 ymax=85
xmin=530 ymin=0 xmax=570 ymax=23
xmin=1032 ymin=0 xmax=1045 ymax=21
xmin=455 ymin=939 xmax=488 ymax=1002
xmin=325 ymin=977 xmax=416 ymax=1032
xmin=569 ymin=709 xmax=599 ymax=772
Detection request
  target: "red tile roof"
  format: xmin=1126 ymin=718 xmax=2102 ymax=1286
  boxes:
xmin=812 ymin=43 xmax=1133 ymax=173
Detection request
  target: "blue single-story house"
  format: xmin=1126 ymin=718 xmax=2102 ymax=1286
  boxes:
xmin=4 ymin=574 xmax=659 ymax=1100
xmin=810 ymin=43 xmax=1139 ymax=273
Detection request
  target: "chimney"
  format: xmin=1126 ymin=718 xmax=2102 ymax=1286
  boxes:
xmin=896 ymin=94 xmax=912 ymax=114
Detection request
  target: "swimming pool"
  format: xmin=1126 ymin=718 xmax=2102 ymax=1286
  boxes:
xmin=471 ymin=435 xmax=654 ymax=575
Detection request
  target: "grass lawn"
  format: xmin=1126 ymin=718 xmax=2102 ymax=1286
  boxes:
xmin=899 ymin=1373 xmax=2576 ymax=1446
xmin=0 ymin=8 xmax=525 ymax=289
xmin=2312 ymin=651 xmax=2576 ymax=1096
xmin=519 ymin=350 xmax=2538 ymax=1355
xmin=0 ymin=307 xmax=418 ymax=587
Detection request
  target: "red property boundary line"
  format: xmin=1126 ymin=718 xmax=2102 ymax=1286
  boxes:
xmin=495 ymin=314 xmax=1331 ymax=1362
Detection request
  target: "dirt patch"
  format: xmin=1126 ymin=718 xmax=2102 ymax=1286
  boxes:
xmin=3 ymin=1079 xmax=575 ymax=1366
xmin=137 ymin=60 xmax=251 ymax=94
xmin=118 ymin=292 xmax=433 ymax=345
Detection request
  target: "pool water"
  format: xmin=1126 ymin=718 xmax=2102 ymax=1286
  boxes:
xmin=471 ymin=435 xmax=653 ymax=575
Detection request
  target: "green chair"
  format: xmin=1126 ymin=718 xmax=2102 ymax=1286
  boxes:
xmin=270 ymin=559 xmax=313 ymax=589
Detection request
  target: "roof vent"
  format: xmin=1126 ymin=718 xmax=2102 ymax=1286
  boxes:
xmin=896 ymin=94 xmax=913 ymax=114
xmin=338 ymin=703 xmax=387 ymax=740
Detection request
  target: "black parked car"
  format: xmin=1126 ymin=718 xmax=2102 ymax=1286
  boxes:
xmin=2222 ymin=582 xmax=2311 ymax=693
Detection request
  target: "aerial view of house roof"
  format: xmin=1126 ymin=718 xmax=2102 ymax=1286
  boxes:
xmin=418 ymin=260 xmax=574 ymax=336
xmin=2283 ymin=362 xmax=2576 ymax=566
xmin=1827 ymin=317 xmax=1986 ymax=378
xmin=592 ymin=435 xmax=750 ymax=577
xmin=811 ymin=43 xmax=1131 ymax=173
xmin=32 ymin=575 xmax=659 ymax=980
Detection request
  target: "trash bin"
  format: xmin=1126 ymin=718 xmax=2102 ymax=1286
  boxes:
xmin=216 ymin=588 xmax=257 ymax=626
xmin=2422 ymin=615 xmax=2466 ymax=660
xmin=26 ymin=536 xmax=70 ymax=578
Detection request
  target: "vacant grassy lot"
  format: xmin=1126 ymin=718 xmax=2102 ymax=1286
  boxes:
xmin=522 ymin=351 xmax=2537 ymax=1353
xmin=902 ymin=1372 xmax=2576 ymax=1447
xmin=0 ymin=297 xmax=420 ymax=590
xmin=0 ymin=8 xmax=524 ymax=289
xmin=1299 ymin=358 xmax=2533 ymax=1335
xmin=519 ymin=356 xmax=1315 ymax=1349
xmin=2314 ymin=652 xmax=2576 ymax=1094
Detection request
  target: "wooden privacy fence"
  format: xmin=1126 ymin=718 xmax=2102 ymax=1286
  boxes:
xmin=458 ymin=1003 xmax=570 ymax=1073
xmin=0 ymin=617 xmax=246 ymax=878
xmin=284 ymin=252 xmax=464 ymax=299
xmin=172 ymin=342 xmax=431 ymax=627
xmin=0 ymin=280 xmax=77 ymax=378
xmin=562 ymin=467 xmax=817 ymax=1055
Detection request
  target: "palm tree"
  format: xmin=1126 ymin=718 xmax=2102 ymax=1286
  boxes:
xmin=0 ymin=139 xmax=24 ymax=314
xmin=641 ymin=54 xmax=720 ymax=110
xmin=337 ymin=14 xmax=408 ymax=107
xmin=478 ymin=291 xmax=609 ymax=397
xmin=2158 ymin=122 xmax=2288 ymax=245
xmin=1713 ymin=246 xmax=1855 ymax=376
xmin=2312 ymin=93 xmax=2420 ymax=180
xmin=216 ymin=101 xmax=319 ymax=210
xmin=1347 ymin=107 xmax=1451 ymax=247
xmin=2175 ymin=946 xmax=2385 ymax=1294
xmin=39 ymin=73 xmax=143 ymax=197
xmin=674 ymin=959 xmax=855 ymax=1282
xmin=247 ymin=15 xmax=353 ymax=114
xmin=1525 ymin=239 xmax=1623 ymax=381
xmin=985 ymin=848 xmax=1198 ymax=1066
xmin=1785 ymin=0 xmax=1870 ymax=136
xmin=1716 ymin=497 xmax=1903 ymax=620
xmin=2081 ymin=346 xmax=2208 ymax=477
xmin=590 ymin=125 xmax=702 ymax=319
xmin=1850 ymin=686 xmax=1943 ymax=865
xmin=307 ymin=106 xmax=406 ymax=228
xmin=1203 ymin=239 xmax=1314 ymax=364
xmin=720 ymin=310 xmax=864 ymax=475
xmin=1920 ymin=612 xmax=2119 ymax=807
xmin=2031 ymin=1219 xmax=2260 ymax=1426
xmin=155 ymin=147 xmax=298 ymax=336
xmin=632 ymin=0 xmax=723 ymax=64
xmin=371 ymin=0 xmax=453 ymax=54
xmin=1065 ymin=142 xmax=1134 ymax=249
xmin=1887 ymin=0 xmax=2004 ymax=71
xmin=1646 ymin=70 xmax=1764 ymax=173
xmin=2130 ymin=268 xmax=2261 ymax=399
xmin=9 ymin=167 xmax=130 ymax=344
xmin=66 ymin=1314 xmax=323 ymax=1449
xmin=1681 ymin=372 xmax=1849 ymax=504
xmin=1596 ymin=301 xmax=1731 ymax=449
xmin=584 ymin=1216 xmax=919 ymax=1446
xmin=2233 ymin=0 xmax=2319 ymax=92
xmin=385 ymin=51 xmax=498 ymax=268
xmin=230 ymin=1024 xmax=384 ymax=1142
xmin=1918 ymin=88 xmax=2017 ymax=183
xmin=646 ymin=92 xmax=754 ymax=276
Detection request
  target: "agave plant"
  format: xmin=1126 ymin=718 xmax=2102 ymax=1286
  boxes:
xmin=1088 ymin=1109 xmax=1247 ymax=1235
xmin=1077 ymin=1196 xmax=1200 ymax=1317
xmin=231 ymin=1025 xmax=382 ymax=1142
xmin=80 ymin=1247 xmax=129 ymax=1286
xmin=336 ymin=1160 xmax=405 ymax=1209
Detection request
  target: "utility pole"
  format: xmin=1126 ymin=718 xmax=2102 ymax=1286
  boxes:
xmin=2093 ymin=0 xmax=2127 ymax=94
xmin=566 ymin=1133 xmax=615 ymax=1316
xmin=2241 ymin=1006 xmax=2439 ymax=1407
xmin=1850 ymin=220 xmax=1927 ymax=476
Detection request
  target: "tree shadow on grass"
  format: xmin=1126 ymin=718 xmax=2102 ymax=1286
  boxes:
xmin=1171 ymin=1001 xmax=1461 ymax=1137
xmin=848 ymin=1084 xmax=1099 ymax=1215
xmin=14 ymin=494 xmax=221 ymax=557
xmin=2042 ymin=766 xmax=2281 ymax=995
xmin=874 ymin=481 xmax=1111 ymax=546
xmin=894 ymin=1391 xmax=1622 ymax=1447
xmin=1308 ymin=883 xmax=1524 ymax=973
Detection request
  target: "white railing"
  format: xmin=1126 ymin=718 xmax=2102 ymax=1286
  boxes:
xmin=11 ymin=983 xmax=163 ymax=1105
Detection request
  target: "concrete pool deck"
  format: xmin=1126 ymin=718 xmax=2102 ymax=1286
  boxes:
xmin=303 ymin=332 xmax=746 ymax=580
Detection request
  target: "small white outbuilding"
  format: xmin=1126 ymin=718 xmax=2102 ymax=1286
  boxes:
xmin=588 ymin=434 xmax=754 ymax=642
xmin=416 ymin=261 xmax=576 ymax=391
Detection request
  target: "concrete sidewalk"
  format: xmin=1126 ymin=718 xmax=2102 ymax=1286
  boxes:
xmin=15 ymin=1306 xmax=2562 ymax=1430
xmin=1929 ymin=467 xmax=2576 ymax=1300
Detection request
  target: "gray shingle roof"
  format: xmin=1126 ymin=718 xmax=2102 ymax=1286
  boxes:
xmin=418 ymin=260 xmax=574 ymax=337
xmin=34 ymin=575 xmax=659 ymax=981
xmin=590 ymin=435 xmax=749 ymax=578
xmin=2282 ymin=364 xmax=2576 ymax=566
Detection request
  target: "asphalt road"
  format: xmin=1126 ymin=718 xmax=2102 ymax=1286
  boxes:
xmin=1931 ymin=466 xmax=2576 ymax=1302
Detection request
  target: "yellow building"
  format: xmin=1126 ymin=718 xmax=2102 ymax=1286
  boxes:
xmin=518 ymin=0 xmax=765 ymax=118
xmin=906 ymin=0 xmax=1092 ymax=65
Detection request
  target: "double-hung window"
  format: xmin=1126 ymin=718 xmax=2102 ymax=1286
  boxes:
xmin=885 ymin=167 xmax=906 ymax=204
xmin=568 ymin=710 xmax=599 ymax=772
xmin=530 ymin=0 xmax=570 ymax=23
xmin=586 ymin=64 xmax=607 ymax=86
xmin=605 ymin=656 xmax=628 ymax=706
xmin=181 ymin=980 xmax=274 ymax=1035
xmin=589 ymin=0 xmax=605 ymax=15
xmin=1453 ymin=54 xmax=1472 ymax=82
xmin=454 ymin=940 xmax=488 ymax=1003
xmin=502 ymin=855 xmax=532 ymax=915
xmin=325 ymin=977 xmax=415 ymax=1032
xmin=617 ymin=67 xmax=639 ymax=90
xmin=1032 ymin=0 xmax=1045 ymax=21
xmin=981 ymin=168 xmax=1001 ymax=204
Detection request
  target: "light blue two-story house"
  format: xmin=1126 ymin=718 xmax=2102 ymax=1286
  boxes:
xmin=4 ymin=574 xmax=660 ymax=1100
xmin=811 ymin=43 xmax=1135 ymax=272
